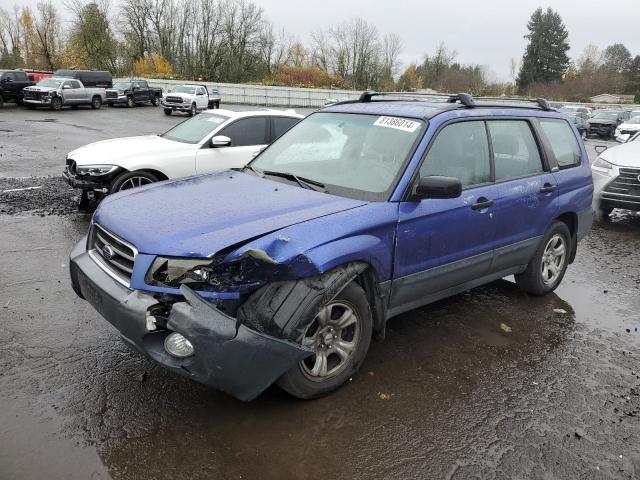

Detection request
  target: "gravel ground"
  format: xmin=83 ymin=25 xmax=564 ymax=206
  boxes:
xmin=0 ymin=176 xmax=78 ymax=215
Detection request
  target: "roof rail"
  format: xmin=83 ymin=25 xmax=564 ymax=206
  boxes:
xmin=447 ymin=93 xmax=475 ymax=107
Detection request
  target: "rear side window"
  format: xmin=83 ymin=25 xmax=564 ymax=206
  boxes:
xmin=272 ymin=117 xmax=300 ymax=140
xmin=220 ymin=117 xmax=268 ymax=147
xmin=420 ymin=121 xmax=490 ymax=188
xmin=540 ymin=119 xmax=581 ymax=168
xmin=488 ymin=121 xmax=543 ymax=181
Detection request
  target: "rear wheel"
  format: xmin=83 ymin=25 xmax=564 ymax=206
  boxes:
xmin=164 ymin=108 xmax=172 ymax=115
xmin=91 ymin=96 xmax=102 ymax=109
xmin=214 ymin=100 xmax=220 ymax=109
xmin=110 ymin=171 xmax=159 ymax=192
xmin=0 ymin=95 xmax=4 ymax=108
xmin=151 ymin=96 xmax=159 ymax=106
xmin=515 ymin=221 xmax=571 ymax=295
xmin=277 ymin=281 xmax=372 ymax=399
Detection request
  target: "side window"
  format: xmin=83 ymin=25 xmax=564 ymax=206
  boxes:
xmin=539 ymin=119 xmax=581 ymax=168
xmin=4 ymin=72 xmax=15 ymax=81
xmin=197 ymin=87 xmax=205 ymax=95
xmin=14 ymin=72 xmax=27 ymax=81
xmin=219 ymin=117 xmax=268 ymax=147
xmin=272 ymin=117 xmax=300 ymax=140
xmin=70 ymin=80 xmax=81 ymax=89
xmin=420 ymin=121 xmax=490 ymax=188
xmin=139 ymin=80 xmax=147 ymax=88
xmin=488 ymin=121 xmax=543 ymax=181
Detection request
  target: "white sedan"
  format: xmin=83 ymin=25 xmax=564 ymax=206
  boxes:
xmin=63 ymin=109 xmax=303 ymax=205
xmin=591 ymin=132 xmax=640 ymax=215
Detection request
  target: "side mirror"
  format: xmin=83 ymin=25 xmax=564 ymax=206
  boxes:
xmin=595 ymin=145 xmax=608 ymax=154
xmin=413 ymin=176 xmax=462 ymax=200
xmin=210 ymin=135 xmax=231 ymax=148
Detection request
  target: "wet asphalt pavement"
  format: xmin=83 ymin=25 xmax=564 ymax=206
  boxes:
xmin=1 ymin=105 xmax=639 ymax=480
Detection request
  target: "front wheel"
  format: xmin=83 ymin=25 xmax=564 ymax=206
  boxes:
xmin=515 ymin=221 xmax=571 ymax=295
xmin=126 ymin=96 xmax=135 ymax=108
xmin=188 ymin=103 xmax=197 ymax=116
xmin=91 ymin=96 xmax=102 ymax=109
xmin=50 ymin=96 xmax=62 ymax=110
xmin=277 ymin=281 xmax=372 ymax=399
xmin=110 ymin=171 xmax=159 ymax=192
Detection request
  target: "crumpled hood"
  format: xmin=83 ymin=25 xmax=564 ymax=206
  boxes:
xmin=93 ymin=171 xmax=368 ymax=256
xmin=588 ymin=119 xmax=617 ymax=125
xmin=68 ymin=135 xmax=195 ymax=166
xmin=617 ymin=122 xmax=640 ymax=131
xmin=601 ymin=141 xmax=640 ymax=167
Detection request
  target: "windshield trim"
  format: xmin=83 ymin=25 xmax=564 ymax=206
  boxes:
xmin=248 ymin=111 xmax=428 ymax=202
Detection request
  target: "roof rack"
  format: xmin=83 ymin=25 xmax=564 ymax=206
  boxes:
xmin=336 ymin=91 xmax=554 ymax=111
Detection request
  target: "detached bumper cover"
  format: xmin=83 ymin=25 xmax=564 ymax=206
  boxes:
xmin=69 ymin=239 xmax=311 ymax=401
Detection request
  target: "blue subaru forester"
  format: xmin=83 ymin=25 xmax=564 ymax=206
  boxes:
xmin=69 ymin=93 xmax=594 ymax=401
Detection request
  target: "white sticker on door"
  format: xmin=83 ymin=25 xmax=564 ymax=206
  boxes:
xmin=373 ymin=116 xmax=421 ymax=133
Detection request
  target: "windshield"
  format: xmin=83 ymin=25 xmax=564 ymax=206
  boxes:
xmin=37 ymin=78 xmax=63 ymax=88
xmin=161 ymin=113 xmax=229 ymax=144
xmin=625 ymin=116 xmax=640 ymax=124
xmin=631 ymin=132 xmax=640 ymax=142
xmin=251 ymin=112 xmax=425 ymax=201
xmin=592 ymin=112 xmax=619 ymax=120
xmin=113 ymin=82 xmax=131 ymax=89
xmin=173 ymin=86 xmax=197 ymax=94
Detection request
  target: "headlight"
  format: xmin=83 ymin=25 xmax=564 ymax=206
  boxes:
xmin=615 ymin=128 xmax=621 ymax=136
xmin=118 ymin=90 xmax=125 ymax=95
xmin=75 ymin=165 xmax=119 ymax=176
xmin=145 ymin=255 xmax=274 ymax=292
xmin=592 ymin=157 xmax=614 ymax=175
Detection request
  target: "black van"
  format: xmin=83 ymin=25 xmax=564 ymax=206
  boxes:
xmin=54 ymin=70 xmax=112 ymax=88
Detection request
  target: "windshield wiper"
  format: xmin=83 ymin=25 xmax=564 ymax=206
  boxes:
xmin=242 ymin=165 xmax=264 ymax=177
xmin=261 ymin=170 xmax=326 ymax=192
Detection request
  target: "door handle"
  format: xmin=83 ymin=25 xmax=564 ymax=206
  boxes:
xmin=472 ymin=197 xmax=494 ymax=210
xmin=540 ymin=183 xmax=557 ymax=193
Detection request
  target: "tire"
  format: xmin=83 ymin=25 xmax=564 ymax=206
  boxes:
xmin=110 ymin=170 xmax=159 ymax=193
xmin=215 ymin=100 xmax=220 ymax=109
xmin=151 ymin=96 xmax=159 ymax=106
xmin=50 ymin=96 xmax=62 ymax=111
xmin=188 ymin=103 xmax=196 ymax=116
xmin=0 ymin=95 xmax=6 ymax=108
xmin=598 ymin=204 xmax=614 ymax=217
xmin=164 ymin=108 xmax=172 ymax=116
xmin=277 ymin=281 xmax=373 ymax=399
xmin=515 ymin=221 xmax=572 ymax=296
xmin=91 ymin=96 xmax=102 ymax=109
xmin=126 ymin=96 xmax=135 ymax=108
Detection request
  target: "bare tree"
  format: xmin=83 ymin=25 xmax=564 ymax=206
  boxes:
xmin=34 ymin=2 xmax=61 ymax=70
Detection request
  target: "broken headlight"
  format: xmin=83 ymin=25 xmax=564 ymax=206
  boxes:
xmin=76 ymin=165 xmax=119 ymax=176
xmin=145 ymin=256 xmax=266 ymax=292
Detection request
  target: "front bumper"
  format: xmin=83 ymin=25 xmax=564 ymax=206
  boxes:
xmin=588 ymin=123 xmax=616 ymax=136
xmin=24 ymin=97 xmax=52 ymax=105
xmin=162 ymin=101 xmax=191 ymax=112
xmin=69 ymin=239 xmax=311 ymax=401
xmin=106 ymin=95 xmax=128 ymax=105
xmin=592 ymin=166 xmax=640 ymax=211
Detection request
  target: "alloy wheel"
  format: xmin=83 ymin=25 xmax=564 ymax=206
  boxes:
xmin=300 ymin=301 xmax=360 ymax=381
xmin=117 ymin=176 xmax=154 ymax=191
xmin=541 ymin=234 xmax=566 ymax=285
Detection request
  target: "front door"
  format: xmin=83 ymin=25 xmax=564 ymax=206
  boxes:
xmin=196 ymin=116 xmax=269 ymax=174
xmin=390 ymin=120 xmax=498 ymax=312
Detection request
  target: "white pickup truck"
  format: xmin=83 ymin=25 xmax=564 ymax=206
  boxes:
xmin=22 ymin=77 xmax=106 ymax=110
xmin=162 ymin=84 xmax=221 ymax=116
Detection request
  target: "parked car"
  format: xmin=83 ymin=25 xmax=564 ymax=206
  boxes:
xmin=614 ymin=116 xmax=640 ymax=143
xmin=53 ymin=69 xmax=112 ymax=88
xmin=560 ymin=105 xmax=591 ymax=120
xmin=68 ymin=93 xmax=593 ymax=401
xmin=63 ymin=109 xmax=303 ymax=208
xmin=587 ymin=110 xmax=629 ymax=138
xmin=106 ymin=79 xmax=163 ymax=107
xmin=592 ymin=135 xmax=640 ymax=216
xmin=0 ymin=69 xmax=34 ymax=107
xmin=23 ymin=77 xmax=106 ymax=110
xmin=162 ymin=84 xmax=221 ymax=116
xmin=570 ymin=114 xmax=589 ymax=139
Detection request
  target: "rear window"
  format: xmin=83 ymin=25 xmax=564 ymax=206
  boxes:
xmin=540 ymin=119 xmax=581 ymax=168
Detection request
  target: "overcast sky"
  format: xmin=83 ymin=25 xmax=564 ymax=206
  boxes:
xmin=3 ymin=0 xmax=639 ymax=81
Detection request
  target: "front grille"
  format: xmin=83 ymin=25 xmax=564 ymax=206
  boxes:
xmin=165 ymin=96 xmax=183 ymax=104
xmin=106 ymin=90 xmax=118 ymax=98
xmin=24 ymin=90 xmax=41 ymax=100
xmin=90 ymin=224 xmax=136 ymax=284
xmin=604 ymin=167 xmax=640 ymax=199
xmin=66 ymin=158 xmax=76 ymax=174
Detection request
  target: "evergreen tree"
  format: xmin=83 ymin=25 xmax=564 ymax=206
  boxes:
xmin=517 ymin=7 xmax=570 ymax=91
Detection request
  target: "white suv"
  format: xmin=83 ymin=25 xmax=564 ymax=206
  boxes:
xmin=63 ymin=109 xmax=303 ymax=207
xmin=162 ymin=84 xmax=213 ymax=116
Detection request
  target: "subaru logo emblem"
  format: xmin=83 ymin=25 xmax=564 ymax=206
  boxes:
xmin=102 ymin=244 xmax=115 ymax=260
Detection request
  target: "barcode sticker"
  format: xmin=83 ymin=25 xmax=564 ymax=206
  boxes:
xmin=373 ymin=116 xmax=421 ymax=132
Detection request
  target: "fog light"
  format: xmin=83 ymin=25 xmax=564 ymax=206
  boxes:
xmin=164 ymin=332 xmax=194 ymax=358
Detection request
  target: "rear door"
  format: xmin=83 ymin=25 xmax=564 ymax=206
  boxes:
xmin=484 ymin=119 xmax=559 ymax=272
xmin=195 ymin=116 xmax=269 ymax=174
xmin=391 ymin=120 xmax=499 ymax=312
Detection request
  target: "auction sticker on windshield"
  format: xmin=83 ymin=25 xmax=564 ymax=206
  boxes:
xmin=373 ymin=116 xmax=421 ymax=133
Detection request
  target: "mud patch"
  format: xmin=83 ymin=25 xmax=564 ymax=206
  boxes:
xmin=0 ymin=176 xmax=78 ymax=215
